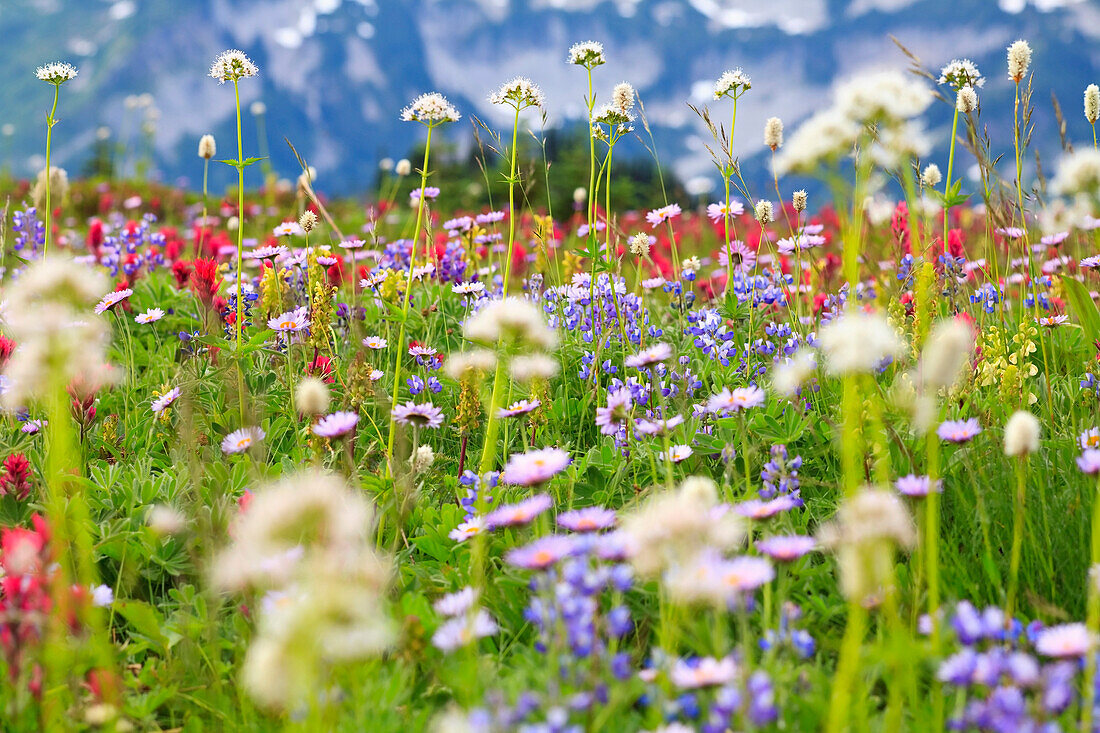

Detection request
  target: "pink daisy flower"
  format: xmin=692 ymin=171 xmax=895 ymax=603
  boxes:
xmin=484 ymin=494 xmax=553 ymax=530
xmin=312 ymin=411 xmax=359 ymax=439
xmin=221 ymin=426 xmax=265 ymax=454
xmin=94 ymin=289 xmax=133 ymax=315
xmin=501 ymin=447 xmax=571 ymax=486
xmin=392 ymin=402 xmax=444 ymax=429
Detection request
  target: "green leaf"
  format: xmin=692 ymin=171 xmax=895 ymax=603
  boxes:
xmin=114 ymin=600 xmax=169 ymax=652
xmin=1062 ymin=276 xmax=1100 ymax=343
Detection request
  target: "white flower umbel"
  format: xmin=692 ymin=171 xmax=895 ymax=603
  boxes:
xmin=489 ymin=76 xmax=544 ymax=110
xmin=35 ymin=61 xmax=78 ymax=85
xmin=209 ymin=49 xmax=258 ymax=83
xmin=567 ymin=40 xmax=605 ymax=68
xmin=1052 ymin=149 xmax=1100 ymax=197
xmin=713 ymin=68 xmax=751 ymax=99
xmin=818 ymin=310 xmax=904 ymax=376
xmin=938 ymin=58 xmax=985 ymax=90
xmin=400 ymin=92 xmax=461 ymax=124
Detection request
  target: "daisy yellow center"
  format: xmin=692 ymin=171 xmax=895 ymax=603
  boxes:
xmin=236 ymin=438 xmax=252 ymax=449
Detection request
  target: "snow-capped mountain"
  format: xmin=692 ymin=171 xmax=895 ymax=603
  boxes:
xmin=1 ymin=0 xmax=1098 ymax=196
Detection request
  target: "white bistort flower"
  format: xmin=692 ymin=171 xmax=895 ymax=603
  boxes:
xmin=489 ymin=77 xmax=544 ymax=109
xmin=713 ymin=68 xmax=751 ymax=99
xmin=567 ymin=40 xmax=605 ymax=68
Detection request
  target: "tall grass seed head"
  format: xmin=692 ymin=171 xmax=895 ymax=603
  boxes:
xmin=209 ymin=49 xmax=258 ymax=83
xmin=1007 ymin=40 xmax=1032 ymax=83
xmin=567 ymin=40 xmax=605 ymax=68
xmin=400 ymin=92 xmax=460 ymax=124
xmin=1004 ymin=410 xmax=1041 ymax=457
xmin=764 ymin=116 xmax=783 ymax=150
xmin=198 ymin=133 xmax=216 ymax=160
xmin=33 ymin=166 xmax=68 ymax=211
xmin=35 ymin=61 xmax=78 ymax=84
xmin=1086 ymin=84 xmax=1100 ymax=125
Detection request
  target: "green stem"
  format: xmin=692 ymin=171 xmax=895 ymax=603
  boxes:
xmin=385 ymin=123 xmax=435 ymax=478
xmin=43 ymin=84 xmax=59 ymax=258
xmin=943 ymin=105 xmax=960 ymax=254
xmin=1006 ymin=457 xmax=1027 ymax=621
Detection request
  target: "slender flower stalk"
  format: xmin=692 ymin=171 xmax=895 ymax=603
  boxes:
xmin=714 ymin=69 xmax=751 ymax=297
xmin=197 ymin=134 xmax=216 ymax=258
xmin=36 ymin=62 xmax=77 ymax=258
xmin=385 ymin=92 xmax=459 ymax=477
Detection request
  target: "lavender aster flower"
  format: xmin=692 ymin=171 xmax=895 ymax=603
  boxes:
xmin=312 ymin=411 xmax=359 ymax=439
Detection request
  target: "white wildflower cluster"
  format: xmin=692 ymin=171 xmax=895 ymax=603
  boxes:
xmin=32 ymin=166 xmax=68 ymax=211
xmin=35 ymin=61 xmax=78 ymax=84
xmin=900 ymin=318 xmax=974 ymax=431
xmin=938 ymin=58 xmax=985 ymax=91
xmin=620 ymin=476 xmax=745 ymax=577
xmin=567 ymin=40 xmax=605 ymax=68
xmin=713 ymin=68 xmax=751 ymax=99
xmin=792 ymin=190 xmax=808 ymax=212
xmin=444 ymin=349 xmax=497 ymax=381
xmin=208 ymin=49 xmax=258 ymax=84
xmin=753 ymin=200 xmax=774 ymax=225
xmin=592 ymin=82 xmax=636 ymax=138
xmin=400 ymin=92 xmax=461 ymax=124
xmin=629 ymin=232 xmax=652 ymax=257
xmin=817 ymin=310 xmax=904 ymax=376
xmin=463 ymin=297 xmax=558 ymax=382
xmin=1052 ymin=149 xmax=1100 ymax=198
xmin=212 ymin=471 xmax=394 ymax=710
xmin=817 ymin=488 xmax=915 ymax=603
xmin=2 ymin=258 xmax=116 ymax=408
xmin=775 ymin=70 xmax=932 ymax=175
xmin=772 ymin=348 xmax=816 ymax=397
xmin=489 ymin=76 xmax=545 ymax=110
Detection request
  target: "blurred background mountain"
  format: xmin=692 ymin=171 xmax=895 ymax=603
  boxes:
xmin=1 ymin=0 xmax=1097 ymax=204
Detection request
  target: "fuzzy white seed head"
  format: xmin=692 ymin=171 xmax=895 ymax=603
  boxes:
xmin=764 ymin=117 xmax=783 ymax=151
xmin=792 ymin=190 xmax=808 ymax=212
xmin=573 ymin=186 xmax=587 ymax=204
xmin=444 ymin=349 xmax=497 ymax=380
xmin=147 ymin=504 xmax=187 ymax=535
xmin=1052 ymin=149 xmax=1100 ymax=197
xmin=918 ymin=318 xmax=973 ymax=391
xmin=921 ymin=163 xmax=943 ymax=188
xmin=629 ymin=233 xmax=651 ymax=257
xmin=753 ymin=200 xmax=774 ymax=225
xmin=400 ymin=92 xmax=461 ymax=124
xmin=956 ymin=86 xmax=979 ymax=114
xmin=35 ymin=61 xmax=78 ymax=84
xmin=395 ymin=159 xmax=412 ymax=176
xmin=299 ymin=211 xmax=318 ymax=233
xmin=1007 ymin=40 xmax=1032 ymax=83
xmin=1086 ymin=84 xmax=1100 ymax=125
xmin=510 ymin=354 xmax=559 ymax=383
xmin=772 ymin=349 xmax=816 ymax=396
xmin=295 ymin=377 xmax=331 ymax=416
xmin=33 ymin=166 xmax=68 ymax=211
xmin=1004 ymin=410 xmax=1041 ymax=457
xmin=567 ymin=41 xmax=606 ymax=68
xmin=410 ymin=445 xmax=435 ymax=475
xmin=818 ymin=311 xmax=904 ymax=376
xmin=250 ymin=101 xmax=267 ymax=116
xmin=489 ymin=76 xmax=544 ymax=109
xmin=612 ymin=82 xmax=636 ymax=113
xmin=464 ymin=297 xmax=557 ymax=351
xmin=209 ymin=49 xmax=258 ymax=84
xmin=198 ymin=134 xmax=216 ymax=160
